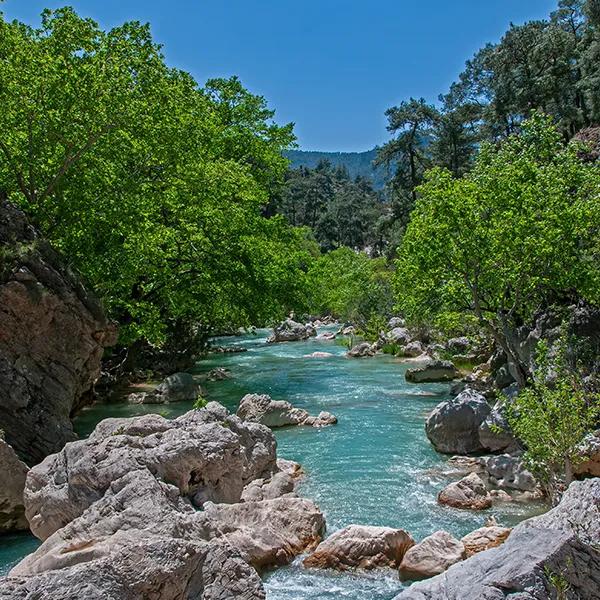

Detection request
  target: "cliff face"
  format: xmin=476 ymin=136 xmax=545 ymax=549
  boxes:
xmin=0 ymin=200 xmax=116 ymax=465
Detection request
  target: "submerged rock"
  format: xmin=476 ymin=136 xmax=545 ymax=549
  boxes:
xmin=405 ymin=360 xmax=459 ymax=383
xmin=395 ymin=478 xmax=600 ymax=600
xmin=303 ymin=525 xmax=415 ymax=571
xmin=0 ymin=439 xmax=29 ymax=533
xmin=237 ymin=394 xmax=337 ymax=429
xmin=399 ymin=531 xmax=465 ymax=580
xmin=315 ymin=332 xmax=336 ymax=341
xmin=304 ymin=351 xmax=334 ymax=358
xmin=425 ymin=389 xmax=491 ymax=454
xmin=0 ymin=200 xmax=116 ymax=465
xmin=24 ymin=403 xmax=277 ymax=540
xmin=267 ymin=319 xmax=316 ymax=343
xmin=460 ymin=525 xmax=511 ymax=557
xmin=437 ymin=473 xmax=492 ymax=511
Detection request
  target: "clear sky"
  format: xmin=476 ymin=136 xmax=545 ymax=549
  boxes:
xmin=3 ymin=1 xmax=557 ymax=152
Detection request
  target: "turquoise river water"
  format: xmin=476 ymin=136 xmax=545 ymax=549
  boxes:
xmin=0 ymin=327 xmax=545 ymax=598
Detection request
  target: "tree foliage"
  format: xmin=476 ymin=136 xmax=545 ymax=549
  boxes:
xmin=394 ymin=115 xmax=600 ymax=384
xmin=507 ymin=337 xmax=600 ymax=502
xmin=0 ymin=8 xmax=312 ymax=346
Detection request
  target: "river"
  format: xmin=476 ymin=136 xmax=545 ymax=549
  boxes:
xmin=0 ymin=326 xmax=545 ymax=598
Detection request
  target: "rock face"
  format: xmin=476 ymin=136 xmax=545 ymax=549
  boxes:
xmin=437 ymin=473 xmax=492 ymax=510
xmin=347 ymin=342 xmax=376 ymax=358
xmin=24 ymin=402 xmax=277 ymax=540
xmin=461 ymin=526 xmax=511 ymax=557
xmin=0 ymin=439 xmax=29 ymax=532
xmin=395 ymin=479 xmax=600 ymax=600
xmin=236 ymin=394 xmax=336 ymax=429
xmin=1 ymin=403 xmax=326 ymax=599
xmin=0 ymin=200 xmax=116 ymax=464
xmin=399 ymin=531 xmax=465 ymax=580
xmin=267 ymin=319 xmax=316 ymax=343
xmin=303 ymin=525 xmax=414 ymax=571
xmin=406 ymin=360 xmax=459 ymax=383
xmin=128 ymin=372 xmax=202 ymax=404
xmin=425 ymin=389 xmax=491 ymax=454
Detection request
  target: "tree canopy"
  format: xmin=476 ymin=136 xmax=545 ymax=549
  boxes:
xmin=0 ymin=7 xmax=312 ymax=346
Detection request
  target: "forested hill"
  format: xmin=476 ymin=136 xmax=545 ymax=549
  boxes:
xmin=284 ymin=148 xmax=390 ymax=189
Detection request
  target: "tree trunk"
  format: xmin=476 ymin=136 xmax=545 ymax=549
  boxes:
xmin=564 ymin=455 xmax=574 ymax=487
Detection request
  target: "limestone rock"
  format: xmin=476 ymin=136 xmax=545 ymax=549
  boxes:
xmin=576 ymin=431 xmax=600 ymax=477
xmin=315 ymin=332 xmax=336 ymax=341
xmin=347 ymin=342 xmax=376 ymax=357
xmin=267 ymin=319 xmax=316 ymax=343
xmin=202 ymin=497 xmax=325 ymax=569
xmin=425 ymin=389 xmax=491 ymax=454
xmin=398 ymin=341 xmax=424 ymax=357
xmin=387 ymin=327 xmax=412 ymax=345
xmin=0 ymin=200 xmax=116 ymax=464
xmin=460 ymin=526 xmax=511 ymax=557
xmin=437 ymin=473 xmax=492 ymax=511
xmin=406 ymin=360 xmax=459 ymax=383
xmin=478 ymin=399 xmax=518 ymax=453
xmin=236 ymin=394 xmax=337 ymax=429
xmin=484 ymin=454 xmax=538 ymax=492
xmin=0 ymin=439 xmax=29 ymax=532
xmin=128 ymin=371 xmax=203 ymax=404
xmin=395 ymin=479 xmax=600 ymax=600
xmin=445 ymin=337 xmax=471 ymax=354
xmin=303 ymin=525 xmax=414 ymax=571
xmin=399 ymin=531 xmax=465 ymax=580
xmin=241 ymin=471 xmax=295 ymax=502
xmin=24 ymin=403 xmax=277 ymax=540
xmin=388 ymin=317 xmax=406 ymax=329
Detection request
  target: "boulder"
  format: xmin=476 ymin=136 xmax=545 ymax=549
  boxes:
xmin=461 ymin=526 xmax=511 ymax=557
xmin=576 ymin=431 xmax=600 ymax=477
xmin=304 ymin=351 xmax=334 ymax=358
xmin=387 ymin=327 xmax=412 ymax=345
xmin=205 ymin=367 xmax=231 ymax=381
xmin=484 ymin=455 xmax=538 ymax=492
xmin=2 ymin=466 xmax=323 ymax=599
xmin=437 ymin=473 xmax=492 ymax=511
xmin=394 ymin=479 xmax=600 ymax=600
xmin=303 ymin=525 xmax=414 ymax=571
xmin=398 ymin=341 xmax=424 ymax=357
xmin=406 ymin=360 xmax=459 ymax=383
xmin=24 ymin=403 xmax=277 ymax=540
xmin=0 ymin=200 xmax=116 ymax=464
xmin=425 ymin=389 xmax=491 ymax=454
xmin=388 ymin=317 xmax=406 ymax=329
xmin=202 ymin=497 xmax=325 ymax=569
xmin=267 ymin=319 xmax=316 ymax=343
xmin=338 ymin=325 xmax=356 ymax=336
xmin=0 ymin=439 xmax=29 ymax=532
xmin=236 ymin=394 xmax=337 ymax=429
xmin=128 ymin=372 xmax=202 ymax=404
xmin=399 ymin=531 xmax=465 ymax=580
xmin=241 ymin=471 xmax=295 ymax=502
xmin=478 ymin=399 xmax=518 ymax=453
xmin=347 ymin=342 xmax=376 ymax=358
xmin=445 ymin=337 xmax=471 ymax=355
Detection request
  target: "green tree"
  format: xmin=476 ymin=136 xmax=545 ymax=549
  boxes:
xmin=0 ymin=8 xmax=310 ymax=350
xmin=507 ymin=338 xmax=600 ymax=502
xmin=395 ymin=114 xmax=600 ymax=385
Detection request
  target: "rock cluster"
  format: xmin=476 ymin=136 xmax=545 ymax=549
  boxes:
xmin=395 ymin=478 xmax=600 ymax=599
xmin=0 ymin=200 xmax=116 ymax=465
xmin=267 ymin=318 xmax=316 ymax=343
xmin=237 ymin=394 xmax=337 ymax=429
xmin=0 ymin=403 xmax=325 ymax=599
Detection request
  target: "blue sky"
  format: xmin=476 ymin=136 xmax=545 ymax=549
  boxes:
xmin=3 ymin=1 xmax=557 ymax=151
